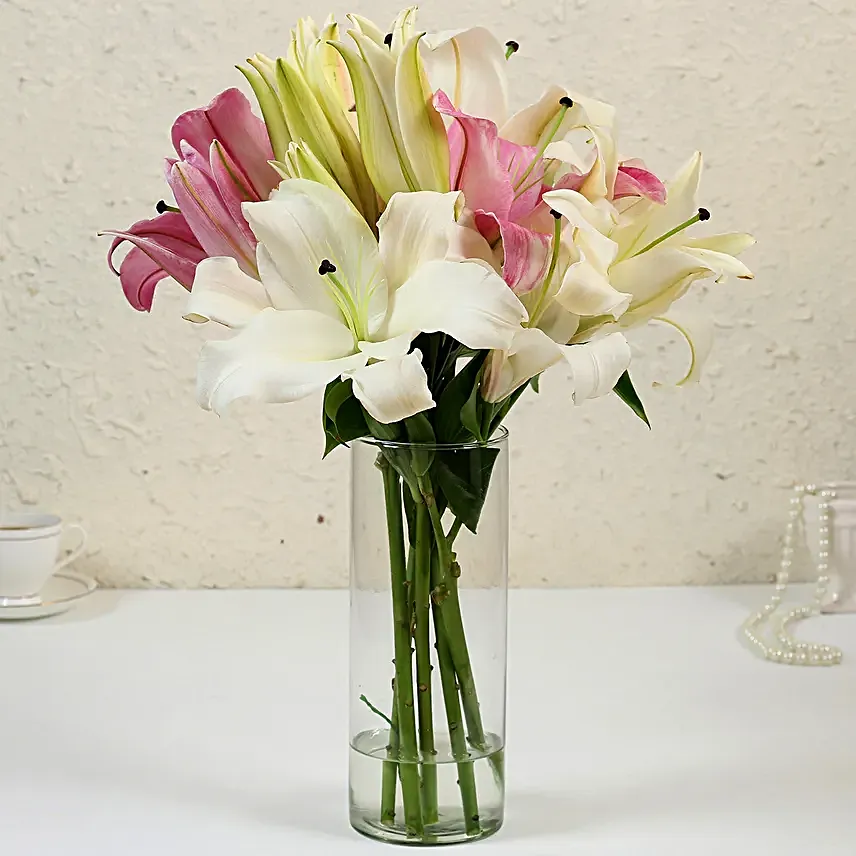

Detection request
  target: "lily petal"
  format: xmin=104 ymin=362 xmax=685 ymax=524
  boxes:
xmin=102 ymin=212 xmax=206 ymax=309
xmin=196 ymin=307 xmax=365 ymax=413
xmin=499 ymin=138 xmax=545 ymax=221
xmin=482 ymin=327 xmax=563 ymax=403
xmin=556 ymin=250 xmax=632 ymax=318
xmin=396 ymin=34 xmax=451 ymax=194
xmin=423 ymin=27 xmax=509 ymax=126
xmin=116 ymin=247 xmax=171 ymax=313
xmin=653 ymin=310 xmax=714 ymax=385
xmin=167 ymin=161 xmax=258 ymax=275
xmin=378 ymin=190 xmax=462 ymax=289
xmin=473 ymin=211 xmax=551 ymax=295
xmin=562 ymin=333 xmax=631 ymax=403
xmin=348 ymin=349 xmax=435 ymax=424
xmin=684 ymin=232 xmax=756 ymax=259
xmin=614 ymin=164 xmax=667 ymax=203
xmin=171 ymin=88 xmax=278 ymax=199
xmin=184 ymin=257 xmax=271 ymax=327
xmin=501 ymin=85 xmax=567 ymax=146
xmin=382 ymin=258 xmax=526 ymax=350
xmin=434 ymin=91 xmax=513 ymax=218
xmin=330 ymin=32 xmax=418 ymax=201
xmin=242 ymin=179 xmax=387 ymax=331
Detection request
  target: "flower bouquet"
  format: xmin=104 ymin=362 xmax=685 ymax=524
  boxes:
xmin=102 ymin=6 xmax=753 ymax=845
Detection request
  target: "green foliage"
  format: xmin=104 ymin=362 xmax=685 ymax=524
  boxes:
xmin=322 ymin=378 xmax=370 ymax=457
xmin=613 ymin=370 xmax=651 ymax=428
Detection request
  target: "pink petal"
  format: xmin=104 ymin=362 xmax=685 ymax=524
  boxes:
xmin=104 ymin=211 xmax=205 ymax=295
xmin=171 ymin=88 xmax=278 ymax=199
xmin=167 ymin=161 xmax=258 ymax=276
xmin=614 ymin=164 xmax=667 ymax=204
xmin=118 ymin=246 xmax=172 ymax=312
xmin=474 ymin=211 xmax=551 ymax=295
xmin=208 ymin=140 xmax=259 ymax=246
xmin=434 ymin=90 xmax=514 ymax=220
xmin=498 ymin=138 xmax=545 ymax=222
xmin=178 ymin=140 xmax=212 ymax=178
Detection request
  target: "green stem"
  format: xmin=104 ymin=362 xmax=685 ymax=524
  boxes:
xmin=380 ymin=462 xmax=424 ymax=837
xmin=431 ymin=549 xmax=481 ymax=836
xmin=381 ymin=685 xmax=399 ymax=826
xmin=414 ymin=498 xmax=438 ymax=823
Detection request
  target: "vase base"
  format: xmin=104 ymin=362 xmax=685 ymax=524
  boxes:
xmin=351 ymin=810 xmax=503 ymax=846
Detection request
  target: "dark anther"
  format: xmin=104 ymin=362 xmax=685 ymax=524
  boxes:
xmin=559 ymin=96 xmax=574 ymax=108
xmin=698 ymin=207 xmax=711 ymax=221
xmin=155 ymin=200 xmax=172 ymax=214
xmin=318 ymin=259 xmax=337 ymax=275
xmin=384 ymin=33 xmax=393 ymax=46
xmin=505 ymin=40 xmax=520 ymax=53
xmin=550 ymin=209 xmax=562 ymax=219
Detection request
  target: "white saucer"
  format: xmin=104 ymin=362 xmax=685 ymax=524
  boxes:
xmin=0 ymin=571 xmax=97 ymax=621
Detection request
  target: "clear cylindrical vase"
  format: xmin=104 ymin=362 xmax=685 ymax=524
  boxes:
xmin=349 ymin=430 xmax=509 ymax=846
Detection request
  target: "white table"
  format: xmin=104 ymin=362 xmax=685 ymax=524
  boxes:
xmin=1 ymin=588 xmax=854 ymax=855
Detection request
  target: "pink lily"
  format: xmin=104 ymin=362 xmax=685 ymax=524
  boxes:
xmin=434 ymin=90 xmax=551 ymax=295
xmin=103 ymin=89 xmax=279 ymax=312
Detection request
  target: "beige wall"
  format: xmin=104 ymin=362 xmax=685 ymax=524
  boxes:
xmin=2 ymin=0 xmax=855 ymax=588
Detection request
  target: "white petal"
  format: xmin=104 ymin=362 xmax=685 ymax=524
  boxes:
xmin=653 ymin=310 xmax=714 ymax=385
xmin=184 ymin=257 xmax=271 ymax=327
xmin=543 ymin=188 xmax=616 ymax=239
xmin=377 ymin=191 xmax=462 ymax=289
xmin=196 ymin=307 xmax=364 ymax=413
xmin=501 ymin=85 xmax=566 ymax=146
xmin=423 ymin=27 xmax=509 ymax=126
xmin=561 ymin=332 xmax=631 ymax=403
xmin=358 ymin=333 xmax=413 ymax=360
xmin=256 ymin=244 xmax=302 ymax=310
xmin=628 ymin=152 xmax=702 ymax=253
xmin=348 ymin=350 xmax=435 ymax=424
xmin=611 ymin=243 xmax=750 ymax=324
xmin=482 ymin=327 xmax=563 ymax=403
xmin=684 ymin=232 xmax=756 ymax=258
xmin=242 ymin=180 xmax=387 ymax=331
xmin=382 ymin=259 xmax=527 ymax=351
xmin=556 ymin=252 xmax=631 ymax=319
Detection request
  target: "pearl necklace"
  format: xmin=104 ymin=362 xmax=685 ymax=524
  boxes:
xmin=741 ymin=484 xmax=843 ymax=666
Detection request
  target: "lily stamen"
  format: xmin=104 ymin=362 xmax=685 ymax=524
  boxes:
xmin=527 ymin=210 xmax=564 ymax=328
xmin=156 ymin=200 xmax=180 ymax=214
xmin=632 ymin=208 xmax=710 ymax=257
xmin=512 ymin=97 xmax=574 ymax=198
xmin=319 ymin=258 xmax=367 ymax=341
xmin=505 ymin=40 xmax=520 ymax=60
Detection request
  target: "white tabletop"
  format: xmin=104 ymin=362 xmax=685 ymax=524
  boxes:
xmin=0 ymin=587 xmax=854 ymax=855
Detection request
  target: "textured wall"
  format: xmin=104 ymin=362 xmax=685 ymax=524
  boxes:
xmin=2 ymin=0 xmax=855 ymax=588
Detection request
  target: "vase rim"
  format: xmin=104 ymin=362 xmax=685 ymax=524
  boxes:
xmin=355 ymin=426 xmax=509 ymax=452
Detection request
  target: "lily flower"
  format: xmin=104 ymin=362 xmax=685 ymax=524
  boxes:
xmin=482 ymin=207 xmax=632 ymax=404
xmin=103 ymin=89 xmax=278 ymax=311
xmin=544 ymin=152 xmax=755 ymax=383
xmin=185 ymin=180 xmax=526 ymax=422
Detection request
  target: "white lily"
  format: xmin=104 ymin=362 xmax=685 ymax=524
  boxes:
xmin=543 ymin=152 xmax=755 ymax=384
xmin=185 ymin=180 xmax=526 ymax=422
xmin=483 ymin=206 xmax=632 ymax=405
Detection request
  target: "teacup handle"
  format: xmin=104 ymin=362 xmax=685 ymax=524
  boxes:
xmin=56 ymin=523 xmax=87 ymax=571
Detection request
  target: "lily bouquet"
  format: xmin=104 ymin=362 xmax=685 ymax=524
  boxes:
xmin=103 ymin=6 xmax=753 ymax=846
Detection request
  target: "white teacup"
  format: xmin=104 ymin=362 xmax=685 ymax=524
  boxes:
xmin=0 ymin=513 xmax=87 ymax=606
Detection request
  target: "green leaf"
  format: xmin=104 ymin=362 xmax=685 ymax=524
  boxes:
xmin=435 ymin=352 xmax=487 ymax=443
xmin=321 ymin=379 xmax=370 ymax=457
xmin=460 ymin=381 xmax=484 ymax=443
xmin=324 ymin=377 xmax=353 ymax=423
xmin=404 ymin=414 xmax=435 ymax=478
xmin=613 ymin=370 xmax=651 ymax=428
xmin=530 ymin=374 xmax=541 ymax=394
xmin=434 ymin=446 xmax=500 ymax=534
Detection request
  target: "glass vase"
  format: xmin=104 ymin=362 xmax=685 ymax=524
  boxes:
xmin=349 ymin=430 xmax=509 ymax=846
